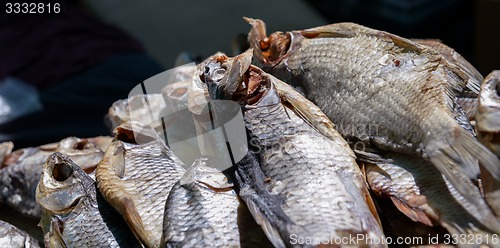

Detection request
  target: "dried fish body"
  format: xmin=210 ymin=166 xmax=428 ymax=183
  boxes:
xmin=162 ymin=158 xmax=271 ymax=247
xmin=246 ymin=18 xmax=500 ymax=209
xmin=202 ymin=51 xmax=385 ymax=247
xmin=96 ymin=122 xmax=186 ymax=248
xmin=364 ymin=152 xmax=500 ymax=248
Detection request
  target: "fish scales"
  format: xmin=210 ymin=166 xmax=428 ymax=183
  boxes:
xmin=201 ymin=51 xmax=385 ymax=247
xmin=246 ymin=103 xmax=370 ymax=235
xmin=162 ymin=158 xmax=271 ymax=248
xmin=96 ymin=122 xmax=186 ymax=248
xmin=365 ymin=153 xmax=500 ymax=244
xmin=246 ymin=19 xmax=500 ymax=210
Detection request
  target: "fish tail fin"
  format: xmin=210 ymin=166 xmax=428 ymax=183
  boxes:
xmin=429 ymin=125 xmax=500 ymax=209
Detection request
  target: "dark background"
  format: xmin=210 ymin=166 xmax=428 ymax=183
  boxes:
xmin=74 ymin=0 xmax=499 ymax=74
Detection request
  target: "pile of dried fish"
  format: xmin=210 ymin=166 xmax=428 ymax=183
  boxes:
xmin=1 ymin=18 xmax=499 ymax=248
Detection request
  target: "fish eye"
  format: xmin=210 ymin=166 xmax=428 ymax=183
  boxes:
xmin=204 ymin=66 xmax=210 ymax=74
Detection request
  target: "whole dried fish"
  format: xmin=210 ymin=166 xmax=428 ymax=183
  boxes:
xmin=36 ymin=152 xmax=139 ymax=247
xmin=96 ymin=122 xmax=186 ymax=248
xmin=202 ymin=51 xmax=385 ymax=247
xmin=0 ymin=136 xmax=111 ymax=218
xmin=364 ymin=152 xmax=500 ymax=246
xmin=162 ymin=157 xmax=271 ymax=248
xmin=0 ymin=220 xmax=40 ymax=248
xmin=246 ymin=18 xmax=500 ymax=205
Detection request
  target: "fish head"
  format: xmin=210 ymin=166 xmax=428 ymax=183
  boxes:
xmin=477 ymin=70 xmax=500 ymax=155
xmin=53 ymin=137 xmax=109 ymax=172
xmin=244 ymin=17 xmax=292 ymax=66
xmin=36 ymin=152 xmax=94 ymax=215
xmin=200 ymin=51 xmax=280 ymax=108
xmin=200 ymin=50 xmax=252 ymax=100
xmin=114 ymin=121 xmax=159 ymax=144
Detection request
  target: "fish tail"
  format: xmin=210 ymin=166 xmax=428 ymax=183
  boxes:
xmin=429 ymin=126 xmax=500 ymax=222
xmin=429 ymin=125 xmax=500 ymax=182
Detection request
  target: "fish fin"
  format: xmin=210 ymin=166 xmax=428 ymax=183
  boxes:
xmin=121 ymin=197 xmax=150 ymax=248
xmin=354 ymin=150 xmax=393 ymax=164
xmin=413 ymin=38 xmax=483 ymax=94
xmin=96 ymin=141 xmax=150 ymax=247
xmin=47 ymin=218 xmax=67 ymax=248
xmin=235 ymin=153 xmax=288 ymax=248
xmin=273 ymin=78 xmax=355 ymax=158
xmin=240 ymin=194 xmax=286 ymax=248
xmin=390 ymin=197 xmax=434 ymax=226
xmin=428 ymin=128 xmax=500 ymax=218
xmin=379 ymin=32 xmax=423 ymax=54
xmin=456 ymin=97 xmax=477 ymax=121
xmin=430 ymin=125 xmax=500 ymax=181
xmin=244 ymin=17 xmax=270 ymax=64
xmin=301 ymin=23 xmax=356 ymax=38
xmin=359 ymin=162 xmax=383 ymax=228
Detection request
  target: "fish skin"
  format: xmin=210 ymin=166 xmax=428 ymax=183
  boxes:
xmin=96 ymin=122 xmax=186 ymax=248
xmin=412 ymin=39 xmax=481 ymax=123
xmin=162 ymin=157 xmax=272 ymax=248
xmin=36 ymin=152 xmax=140 ymax=248
xmin=0 ymin=220 xmax=40 ymax=248
xmin=202 ymin=52 xmax=386 ymax=247
xmin=364 ymin=152 xmax=500 ymax=247
xmin=0 ymin=136 xmax=111 ymax=218
xmin=246 ymin=18 xmax=500 ymax=207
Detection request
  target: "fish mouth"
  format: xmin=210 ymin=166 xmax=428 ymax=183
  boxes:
xmin=37 ymin=153 xmax=85 ymax=214
xmin=234 ymin=65 xmax=272 ymax=106
xmin=51 ymin=157 xmax=74 ymax=182
xmin=201 ymin=50 xmax=274 ymax=106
